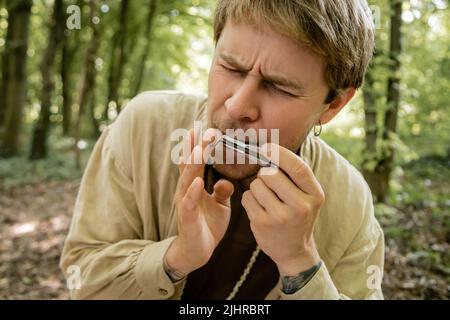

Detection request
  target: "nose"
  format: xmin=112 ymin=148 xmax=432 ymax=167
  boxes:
xmin=225 ymin=76 xmax=260 ymax=123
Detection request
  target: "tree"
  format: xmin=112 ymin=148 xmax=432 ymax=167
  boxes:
xmin=89 ymin=88 xmax=100 ymax=139
xmin=29 ymin=0 xmax=66 ymax=160
xmin=132 ymin=0 xmax=158 ymax=97
xmin=378 ymin=0 xmax=403 ymax=199
xmin=60 ymin=0 xmax=83 ymax=136
xmin=0 ymin=0 xmax=32 ymax=157
xmin=363 ymin=57 xmax=379 ymax=191
xmin=103 ymin=0 xmax=130 ymax=120
xmin=60 ymin=29 xmax=74 ymax=136
xmin=73 ymin=0 xmax=101 ymax=169
xmin=363 ymin=0 xmax=404 ymax=202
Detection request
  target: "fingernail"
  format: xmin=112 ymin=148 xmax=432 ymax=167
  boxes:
xmin=259 ymin=166 xmax=278 ymax=176
xmin=193 ymin=177 xmax=203 ymax=188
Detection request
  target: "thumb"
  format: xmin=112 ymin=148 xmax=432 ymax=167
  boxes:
xmin=212 ymin=179 xmax=234 ymax=206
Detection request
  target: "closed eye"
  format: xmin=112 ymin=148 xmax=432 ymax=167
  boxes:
xmin=263 ymin=81 xmax=298 ymax=98
xmin=219 ymin=64 xmax=245 ymax=75
xmin=220 ymin=63 xmax=299 ymax=98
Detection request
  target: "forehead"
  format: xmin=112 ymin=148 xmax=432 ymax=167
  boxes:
xmin=217 ymin=21 xmax=298 ymax=60
xmin=216 ymin=21 xmax=327 ymax=87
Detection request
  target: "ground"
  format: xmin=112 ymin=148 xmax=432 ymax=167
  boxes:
xmin=0 ymin=180 xmax=76 ymax=299
xmin=0 ymin=157 xmax=448 ymax=299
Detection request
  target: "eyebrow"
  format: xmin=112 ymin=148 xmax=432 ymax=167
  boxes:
xmin=218 ymin=52 xmax=305 ymax=91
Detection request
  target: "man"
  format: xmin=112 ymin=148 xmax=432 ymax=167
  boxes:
xmin=61 ymin=0 xmax=384 ymax=299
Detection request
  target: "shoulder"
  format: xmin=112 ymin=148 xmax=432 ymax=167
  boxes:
xmin=104 ymin=90 xmax=207 ymax=176
xmin=308 ymin=136 xmax=371 ymax=203
xmin=305 ymin=136 xmax=378 ymax=263
xmin=118 ymin=90 xmax=207 ymax=125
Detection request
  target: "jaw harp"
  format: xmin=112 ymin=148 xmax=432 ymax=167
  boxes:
xmin=217 ymin=135 xmax=278 ymax=168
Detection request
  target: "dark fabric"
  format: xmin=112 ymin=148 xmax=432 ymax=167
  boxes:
xmin=182 ymin=165 xmax=279 ymax=300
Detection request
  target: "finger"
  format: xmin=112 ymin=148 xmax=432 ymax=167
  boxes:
xmin=203 ymin=128 xmax=222 ymax=164
xmin=178 ymin=145 xmax=206 ymax=196
xmin=257 ymin=167 xmax=308 ymax=208
xmin=260 ymin=143 xmax=323 ymax=196
xmin=241 ymin=190 xmax=269 ymax=225
xmin=178 ymin=128 xmax=218 ymax=195
xmin=200 ymin=128 xmax=217 ymax=161
xmin=249 ymin=178 xmax=286 ymax=214
xmin=212 ymin=179 xmax=234 ymax=206
xmin=178 ymin=129 xmax=217 ymax=196
xmin=178 ymin=129 xmax=195 ymax=175
xmin=185 ymin=129 xmax=216 ymax=165
xmin=180 ymin=177 xmax=204 ymax=225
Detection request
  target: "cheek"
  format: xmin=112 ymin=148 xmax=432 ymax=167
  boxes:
xmin=208 ymin=71 xmax=229 ymax=103
xmin=260 ymin=103 xmax=315 ymax=147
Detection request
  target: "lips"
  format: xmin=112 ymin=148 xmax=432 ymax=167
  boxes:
xmin=215 ymin=129 xmax=260 ymax=146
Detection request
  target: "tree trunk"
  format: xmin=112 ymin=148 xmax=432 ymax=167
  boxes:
xmin=0 ymin=0 xmax=6 ymax=60
xmin=103 ymin=0 xmax=129 ymax=120
xmin=60 ymin=32 xmax=72 ymax=136
xmin=364 ymin=0 xmax=403 ymax=202
xmin=60 ymin=0 xmax=83 ymax=136
xmin=0 ymin=0 xmax=32 ymax=157
xmin=375 ymin=0 xmax=403 ymax=202
xmin=132 ymin=0 xmax=158 ymax=97
xmin=29 ymin=0 xmax=65 ymax=160
xmin=60 ymin=31 xmax=79 ymax=138
xmin=89 ymin=88 xmax=100 ymax=139
xmin=74 ymin=0 xmax=100 ymax=169
xmin=362 ymin=57 xmax=384 ymax=199
xmin=103 ymin=35 xmax=118 ymax=121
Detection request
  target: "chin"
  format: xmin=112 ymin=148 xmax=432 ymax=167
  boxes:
xmin=213 ymin=163 xmax=260 ymax=181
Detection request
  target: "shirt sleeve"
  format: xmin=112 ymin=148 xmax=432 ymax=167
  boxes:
xmin=59 ymin=124 xmax=183 ymax=299
xmin=279 ymin=197 xmax=385 ymax=300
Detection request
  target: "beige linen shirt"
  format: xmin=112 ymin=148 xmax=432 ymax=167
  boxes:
xmin=60 ymin=90 xmax=385 ymax=300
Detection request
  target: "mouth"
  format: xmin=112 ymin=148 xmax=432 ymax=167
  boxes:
xmin=216 ymin=129 xmax=260 ymax=146
xmin=212 ymin=134 xmax=276 ymax=168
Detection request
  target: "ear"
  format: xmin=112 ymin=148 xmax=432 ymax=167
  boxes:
xmin=319 ymin=87 xmax=356 ymax=125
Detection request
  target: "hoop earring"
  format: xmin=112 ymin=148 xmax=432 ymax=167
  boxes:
xmin=314 ymin=120 xmax=322 ymax=136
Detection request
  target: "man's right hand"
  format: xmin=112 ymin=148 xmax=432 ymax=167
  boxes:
xmin=164 ymin=128 xmax=234 ymax=278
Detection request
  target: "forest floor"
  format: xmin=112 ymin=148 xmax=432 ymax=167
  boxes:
xmin=0 ymin=155 xmax=448 ymax=299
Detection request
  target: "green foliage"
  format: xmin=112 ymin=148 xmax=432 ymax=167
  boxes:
xmin=1 ymin=0 xmax=216 ymax=156
xmin=0 ymin=153 xmax=82 ymax=189
xmin=399 ymin=1 xmax=450 ymax=158
xmin=363 ymin=0 xmax=450 ymax=164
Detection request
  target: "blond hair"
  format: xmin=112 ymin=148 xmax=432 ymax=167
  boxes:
xmin=213 ymin=0 xmax=375 ymax=101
